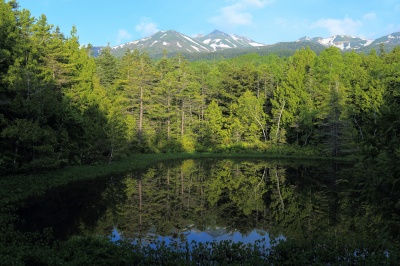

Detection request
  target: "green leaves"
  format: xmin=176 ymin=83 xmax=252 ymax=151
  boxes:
xmin=2 ymin=0 xmax=400 ymax=171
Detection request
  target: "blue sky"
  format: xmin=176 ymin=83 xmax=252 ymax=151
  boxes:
xmin=16 ymin=0 xmax=400 ymax=46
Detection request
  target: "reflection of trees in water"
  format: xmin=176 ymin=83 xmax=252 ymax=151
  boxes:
xmin=335 ymin=162 xmax=400 ymax=245
xmin=96 ymin=159 xmax=274 ymax=240
xmin=266 ymin=163 xmax=340 ymax=240
xmin=16 ymin=158 xmax=398 ymax=250
xmin=94 ymin=159 xmax=399 ymax=246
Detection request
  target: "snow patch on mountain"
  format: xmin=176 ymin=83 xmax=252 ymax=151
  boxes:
xmin=249 ymin=42 xmax=265 ymax=47
xmin=229 ymin=34 xmax=239 ymax=41
xmin=181 ymin=34 xmax=196 ymax=44
xmin=191 ymin=45 xmax=201 ymax=52
xmin=318 ymin=36 xmax=335 ymax=46
xmin=298 ymin=34 xmax=375 ymax=50
xmin=210 ymin=42 xmax=231 ymax=51
xmin=226 ymin=39 xmax=237 ymax=47
xmin=364 ymin=40 xmax=373 ymax=46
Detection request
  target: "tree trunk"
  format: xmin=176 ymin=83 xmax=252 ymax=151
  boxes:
xmin=275 ymin=167 xmax=285 ymax=210
xmin=275 ymin=100 xmax=285 ymax=143
xmin=181 ymin=103 xmax=185 ymax=137
xmin=138 ymin=84 xmax=143 ymax=143
xmin=167 ymin=96 xmax=171 ymax=140
xmin=138 ymin=179 xmax=142 ymax=237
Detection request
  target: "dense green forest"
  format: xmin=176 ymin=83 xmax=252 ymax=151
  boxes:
xmin=1 ymin=0 xmax=400 ymax=175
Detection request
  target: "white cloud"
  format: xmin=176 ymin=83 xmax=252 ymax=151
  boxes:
xmin=363 ymin=12 xmax=377 ymax=21
xmin=116 ymin=29 xmax=132 ymax=45
xmin=209 ymin=0 xmax=273 ymax=28
xmin=312 ymin=17 xmax=363 ymax=36
xmin=135 ymin=18 xmax=159 ymax=37
xmin=209 ymin=3 xmax=252 ymax=26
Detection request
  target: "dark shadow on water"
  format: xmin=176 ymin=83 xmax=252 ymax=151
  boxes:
xmin=16 ymin=177 xmax=114 ymax=240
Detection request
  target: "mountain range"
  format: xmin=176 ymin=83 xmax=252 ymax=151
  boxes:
xmin=94 ymin=30 xmax=400 ymax=60
xmin=297 ymin=32 xmax=400 ymax=51
xmin=107 ymin=29 xmax=265 ymax=58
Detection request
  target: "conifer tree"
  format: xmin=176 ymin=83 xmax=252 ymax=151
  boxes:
xmin=312 ymin=47 xmax=351 ymax=156
xmin=96 ymin=45 xmax=118 ymax=89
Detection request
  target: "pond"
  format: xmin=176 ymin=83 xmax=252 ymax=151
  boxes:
xmin=16 ymin=158 xmax=399 ymax=251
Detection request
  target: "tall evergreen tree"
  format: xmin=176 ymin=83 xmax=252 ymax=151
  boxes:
xmin=312 ymin=47 xmax=352 ymax=156
xmin=96 ymin=45 xmax=118 ymax=89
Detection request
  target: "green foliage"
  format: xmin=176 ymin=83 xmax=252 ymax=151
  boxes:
xmin=204 ymin=100 xmax=227 ymax=145
xmin=0 ymin=2 xmax=134 ymax=173
xmin=95 ymin=45 xmax=118 ymax=88
xmin=268 ymin=236 xmax=399 ymax=265
xmin=1 ymin=1 xmax=400 ymax=178
xmin=2 ymin=1 xmax=400 ymax=263
xmin=2 ymin=233 xmax=397 ymax=265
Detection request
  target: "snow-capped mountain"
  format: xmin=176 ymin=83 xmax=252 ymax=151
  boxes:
xmin=297 ymin=35 xmax=373 ymax=50
xmin=196 ymin=30 xmax=265 ymax=51
xmin=111 ymin=30 xmax=211 ymax=57
xmin=369 ymin=32 xmax=400 ymax=47
xmin=297 ymin=32 xmax=400 ymax=51
xmin=107 ymin=29 xmax=265 ymax=57
xmin=93 ymin=30 xmax=400 ymax=59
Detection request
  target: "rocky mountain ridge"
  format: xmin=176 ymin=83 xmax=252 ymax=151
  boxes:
xmin=94 ymin=30 xmax=400 ymax=59
xmin=297 ymin=32 xmax=400 ymax=51
xmin=108 ymin=29 xmax=264 ymax=57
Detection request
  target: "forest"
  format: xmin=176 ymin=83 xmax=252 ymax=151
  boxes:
xmin=2 ymin=1 xmax=400 ymax=264
xmin=1 ymin=0 xmax=400 ymax=175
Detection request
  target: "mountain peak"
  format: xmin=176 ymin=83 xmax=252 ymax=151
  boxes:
xmin=209 ymin=29 xmax=226 ymax=35
xmin=100 ymin=30 xmax=400 ymax=59
xmin=297 ymin=34 xmax=375 ymax=50
xmin=197 ymin=30 xmax=265 ymax=51
xmin=109 ymin=29 xmax=266 ymax=55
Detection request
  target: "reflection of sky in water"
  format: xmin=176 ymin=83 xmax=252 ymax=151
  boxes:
xmin=111 ymin=227 xmax=281 ymax=249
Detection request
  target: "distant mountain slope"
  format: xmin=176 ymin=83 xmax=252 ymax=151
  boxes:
xmin=182 ymin=41 xmax=327 ymax=61
xmin=367 ymin=32 xmax=400 ymax=51
xmin=297 ymin=32 xmax=400 ymax=52
xmin=371 ymin=32 xmax=400 ymax=45
xmin=297 ymin=35 xmax=372 ymax=50
xmin=110 ymin=30 xmax=211 ymax=58
xmin=92 ymin=30 xmax=400 ymax=60
xmin=196 ymin=30 xmax=265 ymax=51
xmin=107 ymin=29 xmax=266 ymax=58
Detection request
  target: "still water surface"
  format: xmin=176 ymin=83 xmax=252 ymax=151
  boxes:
xmin=17 ymin=158 xmax=398 ymax=248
